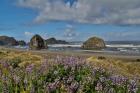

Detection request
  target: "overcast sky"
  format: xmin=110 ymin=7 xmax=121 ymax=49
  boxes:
xmin=0 ymin=0 xmax=140 ymax=41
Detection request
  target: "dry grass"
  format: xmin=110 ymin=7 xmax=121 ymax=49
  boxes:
xmin=0 ymin=49 xmax=43 ymax=67
xmin=87 ymin=56 xmax=140 ymax=78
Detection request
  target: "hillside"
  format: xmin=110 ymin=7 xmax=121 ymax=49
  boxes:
xmin=45 ymin=37 xmax=69 ymax=44
xmin=0 ymin=36 xmax=18 ymax=46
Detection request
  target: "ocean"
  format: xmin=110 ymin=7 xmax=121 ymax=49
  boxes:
xmin=47 ymin=41 xmax=140 ymax=55
xmin=14 ymin=41 xmax=140 ymax=55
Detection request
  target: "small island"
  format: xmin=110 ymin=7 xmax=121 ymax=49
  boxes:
xmin=82 ymin=37 xmax=106 ymax=50
xmin=29 ymin=34 xmax=47 ymax=50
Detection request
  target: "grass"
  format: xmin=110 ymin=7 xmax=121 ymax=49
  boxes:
xmin=87 ymin=56 xmax=140 ymax=78
xmin=0 ymin=49 xmax=43 ymax=68
xmin=0 ymin=49 xmax=139 ymax=92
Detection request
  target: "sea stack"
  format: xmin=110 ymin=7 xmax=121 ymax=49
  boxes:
xmin=82 ymin=37 xmax=106 ymax=50
xmin=29 ymin=34 xmax=47 ymax=50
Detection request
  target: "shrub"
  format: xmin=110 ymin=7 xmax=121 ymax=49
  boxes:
xmin=9 ymin=57 xmax=22 ymax=68
xmin=98 ymin=56 xmax=106 ymax=60
xmin=136 ymin=59 xmax=140 ymax=62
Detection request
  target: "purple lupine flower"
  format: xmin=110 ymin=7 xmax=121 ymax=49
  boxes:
xmin=128 ymin=80 xmax=138 ymax=93
xmin=95 ymin=82 xmax=103 ymax=91
xmin=69 ymin=81 xmax=79 ymax=93
xmin=1 ymin=61 xmax=9 ymax=68
xmin=110 ymin=75 xmax=128 ymax=86
xmin=13 ymin=75 xmax=20 ymax=84
xmin=47 ymin=82 xmax=57 ymax=93
xmin=47 ymin=79 xmax=60 ymax=93
xmin=26 ymin=64 xmax=34 ymax=73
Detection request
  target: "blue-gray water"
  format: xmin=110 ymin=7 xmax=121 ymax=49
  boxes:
xmin=14 ymin=41 xmax=140 ymax=55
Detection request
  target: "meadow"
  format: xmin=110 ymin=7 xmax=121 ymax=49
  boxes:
xmin=0 ymin=49 xmax=140 ymax=93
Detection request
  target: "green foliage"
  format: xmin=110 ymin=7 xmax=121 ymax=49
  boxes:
xmin=0 ymin=56 xmax=139 ymax=93
xmin=17 ymin=40 xmax=26 ymax=46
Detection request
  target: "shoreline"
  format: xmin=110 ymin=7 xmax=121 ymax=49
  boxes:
xmin=1 ymin=46 xmax=140 ymax=61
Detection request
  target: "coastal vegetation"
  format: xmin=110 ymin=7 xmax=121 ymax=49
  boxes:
xmin=17 ymin=40 xmax=26 ymax=46
xmin=0 ymin=35 xmax=139 ymax=93
xmin=0 ymin=49 xmax=139 ymax=93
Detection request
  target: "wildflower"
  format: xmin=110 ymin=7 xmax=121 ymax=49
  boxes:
xmin=13 ymin=75 xmax=20 ymax=84
xmin=99 ymin=77 xmax=106 ymax=82
xmin=110 ymin=75 xmax=127 ymax=86
xmin=54 ymin=70 xmax=58 ymax=75
xmin=69 ymin=81 xmax=79 ymax=93
xmin=47 ymin=82 xmax=57 ymax=93
xmin=26 ymin=64 xmax=34 ymax=73
xmin=128 ymin=80 xmax=138 ymax=93
xmin=67 ymin=76 xmax=74 ymax=85
xmin=95 ymin=82 xmax=103 ymax=91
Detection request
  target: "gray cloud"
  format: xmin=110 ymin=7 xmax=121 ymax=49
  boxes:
xmin=104 ymin=31 xmax=140 ymax=41
xmin=17 ymin=0 xmax=140 ymax=25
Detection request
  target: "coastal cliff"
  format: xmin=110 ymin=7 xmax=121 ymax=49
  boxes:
xmin=0 ymin=36 xmax=18 ymax=46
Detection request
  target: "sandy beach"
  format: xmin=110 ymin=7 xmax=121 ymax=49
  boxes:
xmin=1 ymin=46 xmax=140 ymax=61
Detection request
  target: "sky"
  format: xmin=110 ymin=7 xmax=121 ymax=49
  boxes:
xmin=1 ymin=0 xmax=140 ymax=42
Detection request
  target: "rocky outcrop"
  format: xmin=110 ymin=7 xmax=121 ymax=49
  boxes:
xmin=0 ymin=36 xmax=18 ymax=46
xmin=82 ymin=37 xmax=106 ymax=50
xmin=29 ymin=34 xmax=46 ymax=50
xmin=17 ymin=40 xmax=26 ymax=46
xmin=45 ymin=37 xmax=69 ymax=44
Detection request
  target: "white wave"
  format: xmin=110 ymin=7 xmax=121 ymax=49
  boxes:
xmin=48 ymin=44 xmax=82 ymax=48
xmin=106 ymin=44 xmax=140 ymax=48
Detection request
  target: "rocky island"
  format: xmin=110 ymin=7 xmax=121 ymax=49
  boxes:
xmin=29 ymin=34 xmax=47 ymax=50
xmin=82 ymin=37 xmax=106 ymax=50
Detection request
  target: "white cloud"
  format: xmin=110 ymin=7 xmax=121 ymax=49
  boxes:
xmin=24 ymin=31 xmax=34 ymax=36
xmin=42 ymin=33 xmax=48 ymax=39
xmin=17 ymin=0 xmax=140 ymax=25
xmin=63 ymin=24 xmax=78 ymax=40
